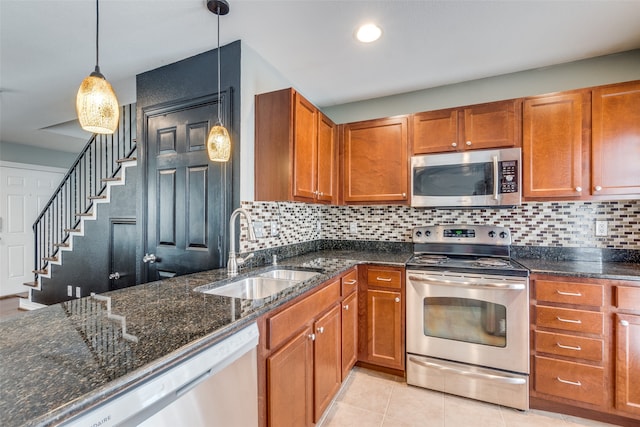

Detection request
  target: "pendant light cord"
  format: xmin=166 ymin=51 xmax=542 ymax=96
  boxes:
xmin=216 ymin=6 xmax=222 ymax=124
xmin=95 ymin=0 xmax=100 ymax=71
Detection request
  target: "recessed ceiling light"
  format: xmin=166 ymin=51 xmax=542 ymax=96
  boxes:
xmin=356 ymin=23 xmax=382 ymax=43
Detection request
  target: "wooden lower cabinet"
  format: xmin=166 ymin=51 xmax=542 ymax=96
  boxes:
xmin=615 ymin=313 xmax=640 ymax=416
xmin=358 ymin=265 xmax=405 ymax=373
xmin=259 ymin=267 xmax=360 ymax=427
xmin=313 ymin=304 xmax=342 ymax=422
xmin=267 ymin=327 xmax=314 ymax=427
xmin=531 ymin=274 xmax=640 ymax=426
xmin=341 ymin=291 xmax=358 ymax=380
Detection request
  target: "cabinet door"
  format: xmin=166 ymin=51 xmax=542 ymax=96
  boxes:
xmin=366 ymin=289 xmax=404 ymax=370
xmin=412 ymin=108 xmax=459 ymax=154
xmin=314 ymin=304 xmax=342 ymax=422
xmin=523 ymin=92 xmax=585 ymax=198
xmin=462 ymin=100 xmax=520 ymax=151
xmin=268 ymin=327 xmax=314 ymax=427
xmin=343 ymin=116 xmax=409 ymax=203
xmin=341 ymin=291 xmax=358 ymax=380
xmin=592 ymin=81 xmax=640 ymax=196
xmin=615 ymin=313 xmax=640 ymax=416
xmin=293 ymin=93 xmax=318 ymax=201
xmin=316 ymin=112 xmax=336 ymax=203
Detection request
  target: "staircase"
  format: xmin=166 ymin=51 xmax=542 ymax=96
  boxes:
xmin=22 ymin=104 xmax=137 ymax=308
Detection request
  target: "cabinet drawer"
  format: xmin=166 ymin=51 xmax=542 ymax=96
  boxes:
xmin=268 ymin=279 xmax=340 ymax=350
xmin=535 ymin=356 xmax=604 ymax=406
xmin=535 ymin=280 xmax=604 ymax=306
xmin=616 ymin=286 xmax=640 ymax=311
xmin=341 ymin=269 xmax=358 ymax=296
xmin=536 ymin=306 xmax=603 ymax=335
xmin=367 ymin=267 xmax=402 ymax=290
xmin=534 ymin=331 xmax=603 ymax=362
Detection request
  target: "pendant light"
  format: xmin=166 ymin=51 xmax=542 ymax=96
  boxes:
xmin=206 ymin=0 xmax=231 ymax=162
xmin=76 ymin=0 xmax=120 ymax=134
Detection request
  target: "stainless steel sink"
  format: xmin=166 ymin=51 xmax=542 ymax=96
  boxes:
xmin=198 ymin=277 xmax=299 ymax=300
xmin=258 ymin=269 xmax=320 ymax=281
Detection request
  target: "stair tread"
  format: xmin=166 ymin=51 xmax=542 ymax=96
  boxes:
xmin=75 ymin=212 xmax=93 ymax=217
xmin=43 ymin=256 xmax=58 ymax=262
xmin=22 ymin=282 xmax=38 ymax=288
xmin=116 ymin=157 xmax=137 ymax=163
xmin=32 ymin=269 xmax=47 ymax=275
xmin=64 ymin=228 xmax=81 ymax=233
xmin=53 ymin=242 xmax=69 ymax=247
xmin=16 ymin=292 xmax=29 ymax=298
xmin=101 ymin=177 xmax=121 ymax=182
xmin=88 ymin=195 xmax=107 ymax=200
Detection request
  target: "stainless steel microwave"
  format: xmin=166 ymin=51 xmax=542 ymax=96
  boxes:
xmin=411 ymin=147 xmax=522 ymax=208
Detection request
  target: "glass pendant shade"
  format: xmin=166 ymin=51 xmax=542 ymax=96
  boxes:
xmin=76 ymin=69 xmax=119 ymax=134
xmin=207 ymin=123 xmax=231 ymax=162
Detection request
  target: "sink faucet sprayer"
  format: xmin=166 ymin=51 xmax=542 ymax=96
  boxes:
xmin=227 ymin=208 xmax=257 ymax=276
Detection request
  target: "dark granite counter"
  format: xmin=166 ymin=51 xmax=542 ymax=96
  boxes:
xmin=514 ymin=258 xmax=640 ymax=281
xmin=0 ymin=249 xmax=411 ymax=427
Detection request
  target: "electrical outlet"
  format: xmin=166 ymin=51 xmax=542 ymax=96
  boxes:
xmin=67 ymin=285 xmax=73 ymax=297
xmin=75 ymin=287 xmax=81 ymax=298
xmin=253 ymin=221 xmax=264 ymax=238
xmin=349 ymin=222 xmax=358 ymax=234
xmin=595 ymin=220 xmax=608 ymax=236
xmin=271 ymin=222 xmax=279 ymax=236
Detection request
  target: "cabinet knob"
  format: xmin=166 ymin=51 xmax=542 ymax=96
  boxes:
xmin=402 ymin=192 xmax=407 ymax=198
xmin=317 ymin=326 xmax=324 ymax=334
xmin=575 ymin=187 xmax=582 ymax=192
xmin=308 ymin=333 xmax=316 ymax=341
xmin=319 ymin=192 xmax=324 ymax=196
xmin=343 ymin=304 xmax=349 ymax=310
xmin=395 ymin=297 xmax=400 ymax=303
xmin=451 ymin=142 xmax=457 ymax=147
xmin=621 ymin=320 xmax=630 ymax=327
xmin=594 ymin=185 xmax=602 ymax=192
xmin=465 ymin=141 xmax=472 ymax=146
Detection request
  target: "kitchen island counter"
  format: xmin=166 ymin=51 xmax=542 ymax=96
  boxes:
xmin=0 ymin=249 xmax=411 ymax=427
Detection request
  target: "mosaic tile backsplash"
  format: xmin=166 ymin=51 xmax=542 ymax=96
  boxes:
xmin=239 ymin=200 xmax=640 ymax=252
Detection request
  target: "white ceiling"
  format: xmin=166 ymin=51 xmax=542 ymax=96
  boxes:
xmin=2 ymin=0 xmax=640 ymax=153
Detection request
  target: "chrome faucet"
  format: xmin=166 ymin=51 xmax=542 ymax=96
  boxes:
xmin=227 ymin=208 xmax=257 ymax=276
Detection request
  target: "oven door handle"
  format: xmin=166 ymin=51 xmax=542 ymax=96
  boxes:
xmin=407 ymin=275 xmax=525 ymax=290
xmin=409 ymin=357 xmax=526 ymax=385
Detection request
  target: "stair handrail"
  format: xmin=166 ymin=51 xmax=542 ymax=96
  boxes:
xmin=32 ymin=104 xmax=137 ymax=281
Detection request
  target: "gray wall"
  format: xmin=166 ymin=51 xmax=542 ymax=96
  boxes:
xmin=0 ymin=142 xmax=77 ymax=169
xmin=322 ymin=49 xmax=640 ymax=124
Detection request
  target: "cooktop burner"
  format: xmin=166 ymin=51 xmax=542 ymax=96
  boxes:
xmin=408 ymin=225 xmax=529 ymax=277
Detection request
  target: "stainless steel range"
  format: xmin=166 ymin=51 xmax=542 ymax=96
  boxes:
xmin=406 ymin=225 xmax=530 ymax=410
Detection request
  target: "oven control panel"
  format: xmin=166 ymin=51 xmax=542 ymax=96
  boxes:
xmin=413 ymin=225 xmax=511 ymax=245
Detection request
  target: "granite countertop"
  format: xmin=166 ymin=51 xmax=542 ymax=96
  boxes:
xmin=0 ymin=249 xmax=411 ymax=427
xmin=515 ymin=258 xmax=640 ymax=281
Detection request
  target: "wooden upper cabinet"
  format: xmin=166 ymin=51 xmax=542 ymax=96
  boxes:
xmin=412 ymin=99 xmax=520 ymax=154
xmin=523 ymin=91 xmax=587 ymax=198
xmin=255 ymin=88 xmax=336 ymax=204
xmin=592 ymin=81 xmax=640 ymax=197
xmin=316 ymin=112 xmax=336 ymax=203
xmin=342 ymin=116 xmax=409 ymax=204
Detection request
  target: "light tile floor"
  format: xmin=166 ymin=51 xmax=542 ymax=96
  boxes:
xmin=317 ymin=367 xmax=617 ymax=427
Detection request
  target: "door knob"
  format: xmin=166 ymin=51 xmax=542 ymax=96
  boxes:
xmin=109 ymin=272 xmax=120 ymax=280
xmin=143 ymin=253 xmax=157 ymax=264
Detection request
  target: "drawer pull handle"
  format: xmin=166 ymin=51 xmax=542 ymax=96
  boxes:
xmin=343 ymin=280 xmax=357 ymax=285
xmin=557 ymin=342 xmax=582 ymax=351
xmin=620 ymin=320 xmax=630 ymax=327
xmin=556 ymin=290 xmax=582 ymax=297
xmin=556 ymin=377 xmax=582 ymax=387
xmin=557 ymin=317 xmax=582 ymax=324
xmin=376 ymin=277 xmax=392 ymax=282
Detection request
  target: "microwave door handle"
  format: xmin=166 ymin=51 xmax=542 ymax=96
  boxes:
xmin=492 ymin=155 xmax=499 ymax=200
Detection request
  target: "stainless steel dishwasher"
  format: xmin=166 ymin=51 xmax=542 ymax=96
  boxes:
xmin=62 ymin=322 xmax=259 ymax=427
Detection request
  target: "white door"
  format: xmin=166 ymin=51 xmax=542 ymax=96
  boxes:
xmin=0 ymin=163 xmax=64 ymax=296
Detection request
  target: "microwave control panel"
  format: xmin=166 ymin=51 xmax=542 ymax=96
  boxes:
xmin=499 ymin=160 xmax=518 ymax=193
